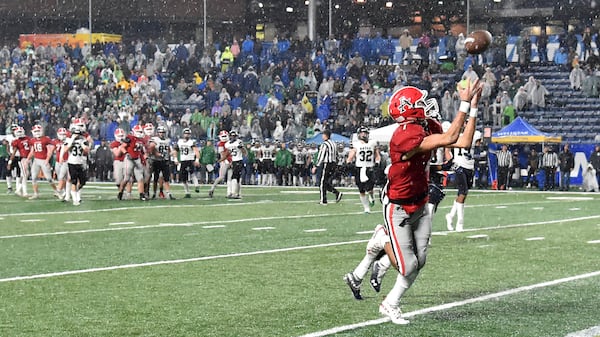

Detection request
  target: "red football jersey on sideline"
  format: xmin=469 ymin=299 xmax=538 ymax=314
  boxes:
xmin=386 ymin=122 xmax=431 ymax=213
xmin=29 ymin=136 xmax=54 ymax=160
xmin=12 ymin=137 xmax=31 ymax=158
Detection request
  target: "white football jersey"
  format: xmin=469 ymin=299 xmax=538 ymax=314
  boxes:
xmin=151 ymin=136 xmax=172 ymax=161
xmin=430 ymin=148 xmax=445 ymax=166
xmin=66 ymin=138 xmax=89 ymax=165
xmin=337 ymin=147 xmax=349 ymax=165
xmin=177 ymin=138 xmax=196 ymax=161
xmin=6 ymin=134 xmax=19 ymax=158
xmin=293 ymin=148 xmax=308 ymax=164
xmin=453 ymin=146 xmax=475 ymax=170
xmin=250 ymin=145 xmax=262 ymax=160
xmin=226 ymin=139 xmax=244 ymax=162
xmin=352 ymin=140 xmax=378 ymax=168
xmin=260 ymin=144 xmax=275 ymax=160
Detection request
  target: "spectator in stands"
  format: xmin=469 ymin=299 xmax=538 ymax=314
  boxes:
xmin=518 ymin=33 xmax=531 ymax=70
xmin=554 ymin=47 xmax=569 ymax=71
xmin=455 ymin=33 xmax=467 ymax=70
xmin=537 ymin=30 xmax=548 ymax=65
xmin=462 ymin=65 xmax=479 ymax=82
xmin=441 ymin=90 xmax=454 ymax=121
xmin=498 ymin=75 xmax=512 ymax=93
xmin=503 ymin=104 xmax=516 ymax=125
xmin=399 ymin=29 xmax=413 ymax=64
xmin=570 ymin=64 xmax=585 ymax=91
xmin=582 ymin=27 xmax=593 ymax=62
xmin=529 ymin=80 xmax=549 ymax=111
xmin=513 ymin=87 xmax=529 ymax=112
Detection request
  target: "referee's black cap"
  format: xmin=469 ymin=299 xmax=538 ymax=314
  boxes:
xmin=323 ymin=129 xmax=331 ymax=138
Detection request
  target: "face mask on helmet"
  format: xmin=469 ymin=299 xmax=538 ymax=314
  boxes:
xmin=132 ymin=125 xmax=144 ymax=138
xmin=388 ymin=86 xmax=439 ymax=123
xmin=72 ymin=118 xmax=86 ymax=132
xmin=114 ymin=128 xmax=125 ymax=142
xmin=32 ymin=125 xmax=43 ymax=138
xmin=144 ymin=123 xmax=155 ymax=136
xmin=156 ymin=126 xmax=167 ymax=138
xmin=357 ymin=127 xmax=369 ymax=142
xmin=57 ymin=128 xmax=68 ymax=141
xmin=218 ymin=130 xmax=229 ymax=142
xmin=14 ymin=126 xmax=25 ymax=138
xmin=183 ymin=128 xmax=192 ymax=139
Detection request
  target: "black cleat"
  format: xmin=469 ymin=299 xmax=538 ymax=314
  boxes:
xmin=208 ymin=190 xmax=214 ymax=198
xmin=370 ymin=261 xmax=382 ymax=293
xmin=336 ymin=192 xmax=344 ymax=203
xmin=195 ymin=187 xmax=200 ymax=193
xmin=184 ymin=194 xmax=191 ymax=199
xmin=343 ymin=272 xmax=363 ymax=300
xmin=117 ymin=191 xmax=123 ymax=200
xmin=168 ymin=194 xmax=176 ymax=200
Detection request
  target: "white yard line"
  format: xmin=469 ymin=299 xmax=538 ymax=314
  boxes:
xmin=0 ymin=240 xmax=368 ymax=283
xmin=298 ymin=270 xmax=600 ymax=337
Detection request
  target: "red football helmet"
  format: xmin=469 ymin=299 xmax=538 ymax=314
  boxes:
xmin=57 ymin=127 xmax=68 ymax=141
xmin=132 ymin=125 xmax=144 ymax=138
xmin=32 ymin=124 xmax=43 ymax=138
xmin=388 ymin=86 xmax=439 ymax=123
xmin=218 ymin=130 xmax=229 ymax=142
xmin=114 ymin=128 xmax=125 ymax=142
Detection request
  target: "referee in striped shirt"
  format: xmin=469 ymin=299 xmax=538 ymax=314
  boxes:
xmin=496 ymin=144 xmax=513 ymax=190
xmin=311 ymin=129 xmax=343 ymax=204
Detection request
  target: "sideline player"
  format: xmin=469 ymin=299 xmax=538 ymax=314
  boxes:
xmin=346 ymin=126 xmax=380 ymax=213
xmin=148 ymin=125 xmax=176 ymax=199
xmin=8 ymin=126 xmax=31 ymax=197
xmin=62 ymin=124 xmax=91 ymax=205
xmin=174 ymin=128 xmax=200 ymax=198
xmin=208 ymin=130 xmax=231 ymax=198
xmin=225 ymin=130 xmax=246 ymax=199
xmin=26 ymin=124 xmax=58 ymax=199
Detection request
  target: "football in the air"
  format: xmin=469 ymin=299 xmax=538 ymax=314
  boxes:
xmin=464 ymin=30 xmax=493 ymax=54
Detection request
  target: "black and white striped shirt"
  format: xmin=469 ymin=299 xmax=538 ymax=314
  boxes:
xmin=541 ymin=151 xmax=559 ymax=168
xmin=497 ymin=150 xmax=512 ymax=168
xmin=316 ymin=139 xmax=338 ymax=166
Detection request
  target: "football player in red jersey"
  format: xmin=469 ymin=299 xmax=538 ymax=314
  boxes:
xmin=207 ymin=130 xmax=232 ymax=198
xmin=53 ymin=127 xmax=70 ymax=201
xmin=118 ymin=125 xmax=148 ymax=201
xmin=8 ymin=126 xmax=31 ymax=197
xmin=26 ymin=125 xmax=59 ymax=199
xmin=111 ymin=128 xmax=131 ymax=199
xmin=374 ymin=81 xmax=481 ymax=324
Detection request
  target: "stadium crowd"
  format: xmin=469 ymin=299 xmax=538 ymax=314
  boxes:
xmin=0 ymin=27 xmax=598 ymax=195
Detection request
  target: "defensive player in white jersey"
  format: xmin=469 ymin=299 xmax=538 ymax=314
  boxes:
xmin=346 ymin=126 xmax=380 ymax=213
xmin=5 ymin=124 xmax=19 ymax=194
xmin=225 ymin=130 xmax=246 ymax=199
xmin=249 ymin=141 xmax=262 ymax=185
xmin=174 ymin=128 xmax=200 ymax=198
xmin=62 ymin=125 xmax=90 ymax=206
xmin=148 ymin=126 xmax=176 ymax=199
xmin=259 ymin=139 xmax=276 ymax=186
xmin=307 ymin=143 xmax=319 ymax=186
xmin=143 ymin=123 xmax=155 ymax=198
xmin=291 ymin=143 xmax=309 ymax=186
xmin=445 ymin=130 xmax=481 ymax=232
xmin=208 ymin=130 xmax=231 ymax=198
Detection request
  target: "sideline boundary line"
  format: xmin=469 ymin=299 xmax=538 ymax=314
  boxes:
xmin=297 ymin=270 xmax=600 ymax=337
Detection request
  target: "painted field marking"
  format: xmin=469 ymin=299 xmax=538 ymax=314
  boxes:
xmin=587 ymin=240 xmax=600 ymax=244
xmin=532 ymin=207 xmax=544 ymax=210
xmin=304 ymin=229 xmax=327 ymax=233
xmin=431 ymin=232 xmax=448 ymax=236
xmin=565 ymin=325 xmax=600 ymax=337
xmin=495 ymin=206 xmax=507 ymax=209
xmin=356 ymin=230 xmax=373 ymax=235
xmin=252 ymin=227 xmax=275 ymax=231
xmin=467 ymin=234 xmax=489 ymax=239
xmin=526 ymin=237 xmax=545 ymax=241
xmin=20 ymin=219 xmax=43 ymax=223
xmin=109 ymin=222 xmax=135 ymax=226
xmin=569 ymin=208 xmax=581 ymax=211
xmin=0 ymin=240 xmax=368 ymax=283
xmin=64 ymin=220 xmax=90 ymax=224
xmin=478 ymin=245 xmax=493 ymax=248
xmin=297 ymin=270 xmax=600 ymax=337
xmin=547 ymin=197 xmax=594 ymax=201
xmin=202 ymin=225 xmax=226 ymax=229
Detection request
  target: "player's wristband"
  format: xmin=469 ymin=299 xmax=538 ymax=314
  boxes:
xmin=469 ymin=107 xmax=478 ymax=118
xmin=459 ymin=101 xmax=470 ymax=114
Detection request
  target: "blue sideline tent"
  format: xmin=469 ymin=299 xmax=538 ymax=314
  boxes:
xmin=491 ymin=117 xmax=562 ymax=143
xmin=305 ymin=132 xmax=350 ymax=145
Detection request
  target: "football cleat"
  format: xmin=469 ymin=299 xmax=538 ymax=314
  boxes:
xmin=117 ymin=191 xmax=123 ymax=200
xmin=379 ymin=301 xmax=410 ymax=325
xmin=28 ymin=194 xmax=39 ymax=200
xmin=369 ymin=194 xmax=375 ymax=207
xmin=184 ymin=194 xmax=191 ymax=199
xmin=195 ymin=187 xmax=200 ymax=193
xmin=336 ymin=192 xmax=344 ymax=203
xmin=159 ymin=191 xmax=165 ymax=199
xmin=168 ymin=194 xmax=176 ymax=200
xmin=207 ymin=190 xmax=214 ymax=198
xmin=370 ymin=261 xmax=382 ymax=293
xmin=343 ymin=272 xmax=363 ymax=300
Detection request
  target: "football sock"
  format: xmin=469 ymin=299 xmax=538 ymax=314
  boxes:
xmin=6 ymin=176 xmax=12 ymax=188
xmin=448 ymin=200 xmax=458 ymax=219
xmin=377 ymin=255 xmax=392 ymax=280
xmin=456 ymin=202 xmax=465 ymax=231
xmin=353 ymin=254 xmax=372 ymax=281
xmin=360 ymin=195 xmax=370 ymax=212
xmin=385 ymin=270 xmax=420 ymax=307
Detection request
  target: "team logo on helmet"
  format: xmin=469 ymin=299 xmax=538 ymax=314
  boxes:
xmin=132 ymin=125 xmax=144 ymax=138
xmin=388 ymin=86 xmax=439 ymax=123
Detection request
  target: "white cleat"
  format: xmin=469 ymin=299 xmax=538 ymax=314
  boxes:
xmin=28 ymin=194 xmax=39 ymax=200
xmin=445 ymin=213 xmax=454 ymax=231
xmin=379 ymin=301 xmax=410 ymax=325
xmin=456 ymin=223 xmax=464 ymax=232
